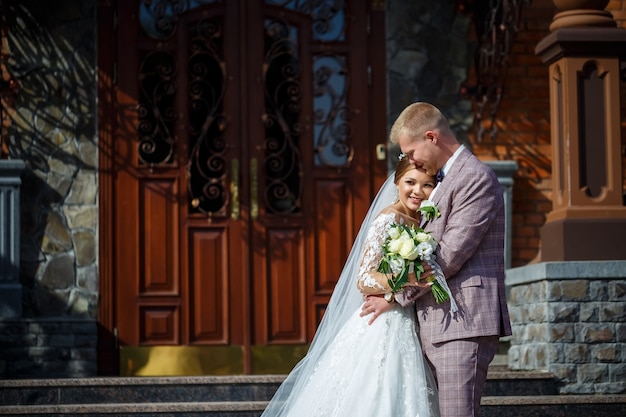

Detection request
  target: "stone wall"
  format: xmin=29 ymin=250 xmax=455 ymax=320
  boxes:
xmin=507 ymin=262 xmax=626 ymax=394
xmin=386 ymin=0 xmax=474 ymax=164
xmin=0 ymin=0 xmax=98 ymax=378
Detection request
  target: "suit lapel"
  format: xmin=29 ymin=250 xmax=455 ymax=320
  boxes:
xmin=424 ymin=147 xmax=472 ymax=233
xmin=431 ymin=147 xmax=471 ymax=205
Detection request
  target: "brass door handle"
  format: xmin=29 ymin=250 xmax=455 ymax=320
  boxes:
xmin=376 ymin=143 xmax=386 ymax=160
xmin=250 ymin=158 xmax=258 ymax=220
xmin=230 ymin=158 xmax=240 ymax=220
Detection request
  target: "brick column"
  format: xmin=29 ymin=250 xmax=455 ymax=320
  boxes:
xmin=534 ymin=2 xmax=626 ymax=261
xmin=506 ymin=1 xmax=626 ymax=395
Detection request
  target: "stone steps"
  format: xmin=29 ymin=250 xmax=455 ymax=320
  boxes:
xmin=0 ymin=402 xmax=266 ymax=416
xmin=0 ymin=372 xmax=624 ymax=417
xmin=482 ymin=366 xmax=556 ymax=396
xmin=1 ymin=397 xmax=625 ymax=417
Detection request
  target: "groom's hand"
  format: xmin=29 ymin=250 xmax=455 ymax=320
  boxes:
xmin=360 ymin=295 xmax=394 ymax=325
xmin=404 ymin=263 xmax=436 ymax=288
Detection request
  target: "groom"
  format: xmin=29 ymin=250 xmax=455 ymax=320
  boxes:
xmin=362 ymin=102 xmax=512 ymax=417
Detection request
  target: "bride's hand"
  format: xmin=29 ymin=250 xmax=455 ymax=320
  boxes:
xmin=360 ymin=295 xmax=394 ymax=325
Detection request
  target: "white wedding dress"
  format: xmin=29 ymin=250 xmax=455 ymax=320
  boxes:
xmin=262 ymin=210 xmax=440 ymax=417
xmin=284 ymin=304 xmax=438 ymax=417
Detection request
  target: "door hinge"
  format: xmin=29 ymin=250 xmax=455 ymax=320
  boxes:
xmin=367 ymin=65 xmax=372 ymax=86
xmin=366 ymin=13 xmax=371 ymax=36
xmin=114 ymin=327 xmax=119 ymax=350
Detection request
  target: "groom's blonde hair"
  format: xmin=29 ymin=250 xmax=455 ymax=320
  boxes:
xmin=390 ymin=102 xmax=451 ymax=144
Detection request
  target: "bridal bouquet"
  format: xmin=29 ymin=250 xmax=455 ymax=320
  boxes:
xmin=377 ymin=201 xmax=450 ymax=304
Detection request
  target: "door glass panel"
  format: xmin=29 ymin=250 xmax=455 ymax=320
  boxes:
xmin=138 ymin=51 xmax=176 ymax=166
xmin=263 ymin=19 xmax=302 ymax=214
xmin=139 ymin=0 xmax=222 ymax=40
xmin=313 ymin=54 xmax=351 ymax=167
xmin=264 ymin=0 xmax=346 ymax=41
xmin=187 ymin=17 xmax=228 ymax=216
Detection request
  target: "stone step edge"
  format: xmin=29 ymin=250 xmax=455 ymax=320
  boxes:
xmin=486 ymin=370 xmax=554 ymax=380
xmin=481 ymin=395 xmax=626 ymax=406
xmin=0 ymin=370 xmax=553 ymax=388
xmin=0 ymin=375 xmax=286 ymax=388
xmin=0 ymin=396 xmax=624 ymax=415
xmin=0 ymin=401 xmax=267 ymax=415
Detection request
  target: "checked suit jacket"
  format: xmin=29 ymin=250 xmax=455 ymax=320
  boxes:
xmin=404 ymin=147 xmax=512 ymax=344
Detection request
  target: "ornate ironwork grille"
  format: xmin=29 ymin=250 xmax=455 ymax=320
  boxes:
xmin=137 ymin=0 xmax=351 ymax=217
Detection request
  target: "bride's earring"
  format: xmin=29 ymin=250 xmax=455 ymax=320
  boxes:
xmin=393 ymin=188 xmax=399 ymax=203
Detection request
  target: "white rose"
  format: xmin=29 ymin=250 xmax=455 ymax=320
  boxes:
xmin=388 ymin=238 xmax=402 ymax=253
xmin=399 ymin=238 xmax=419 ymax=260
xmin=388 ymin=225 xmax=401 ymax=240
xmin=415 ymin=232 xmax=430 ymax=243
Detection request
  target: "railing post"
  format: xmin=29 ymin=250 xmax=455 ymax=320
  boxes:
xmin=486 ymin=160 xmax=518 ymax=270
xmin=0 ymin=159 xmax=25 ymax=318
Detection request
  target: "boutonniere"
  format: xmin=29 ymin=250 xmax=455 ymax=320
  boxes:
xmin=419 ymin=200 xmax=440 ymax=221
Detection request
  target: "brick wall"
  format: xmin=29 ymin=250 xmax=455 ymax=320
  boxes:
xmin=471 ymin=0 xmax=626 ymax=267
xmin=0 ymin=319 xmax=97 ymax=378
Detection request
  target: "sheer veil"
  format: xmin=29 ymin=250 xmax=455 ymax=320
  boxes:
xmin=261 ymin=173 xmax=398 ymax=417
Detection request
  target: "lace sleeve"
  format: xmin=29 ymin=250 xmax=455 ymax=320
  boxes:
xmin=356 ymin=212 xmax=396 ymax=294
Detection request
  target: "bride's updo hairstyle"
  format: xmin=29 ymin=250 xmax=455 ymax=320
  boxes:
xmin=394 ymin=154 xmax=415 ymax=184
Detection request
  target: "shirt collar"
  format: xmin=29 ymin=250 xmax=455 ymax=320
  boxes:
xmin=440 ymin=144 xmax=464 ymax=178
xmin=429 ymin=144 xmax=464 ymax=202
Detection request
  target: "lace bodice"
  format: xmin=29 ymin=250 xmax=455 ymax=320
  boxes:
xmin=356 ymin=211 xmax=418 ymax=294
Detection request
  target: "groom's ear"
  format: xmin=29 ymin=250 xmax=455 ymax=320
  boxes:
xmin=425 ymin=130 xmax=437 ymax=143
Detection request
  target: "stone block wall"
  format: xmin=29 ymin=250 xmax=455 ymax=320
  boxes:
xmin=506 ymin=261 xmax=626 ymax=394
xmin=0 ymin=0 xmax=99 ymax=378
xmin=0 ymin=318 xmax=97 ymax=378
xmin=386 ymin=0 xmax=475 ymax=160
xmin=6 ymin=0 xmax=99 ymax=319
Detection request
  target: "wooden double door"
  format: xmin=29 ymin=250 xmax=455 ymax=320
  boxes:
xmin=98 ymin=0 xmax=387 ymax=375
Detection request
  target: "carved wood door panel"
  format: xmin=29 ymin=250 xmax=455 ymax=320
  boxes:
xmin=110 ymin=0 xmax=385 ymax=375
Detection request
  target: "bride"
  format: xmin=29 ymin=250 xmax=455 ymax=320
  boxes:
xmin=261 ymin=156 xmax=441 ymax=417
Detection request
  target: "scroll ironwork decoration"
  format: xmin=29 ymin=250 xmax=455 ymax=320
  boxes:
xmin=313 ymin=54 xmax=352 ymax=167
xmin=138 ymin=51 xmax=176 ymax=166
xmin=186 ymin=17 xmax=228 ymax=215
xmin=263 ymin=18 xmax=303 ymax=214
xmin=458 ymin=0 xmax=530 ymax=141
xmin=265 ymin=0 xmax=346 ymax=41
xmin=139 ymin=0 xmax=220 ymax=40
